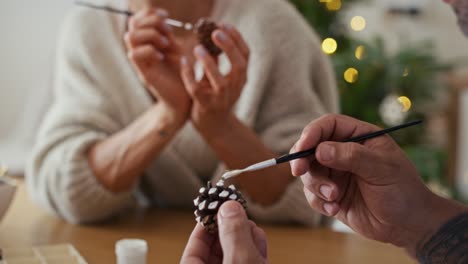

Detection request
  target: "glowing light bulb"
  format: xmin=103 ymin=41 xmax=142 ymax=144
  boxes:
xmin=403 ymin=68 xmax=410 ymax=77
xmin=350 ymin=16 xmax=366 ymax=31
xmin=326 ymin=0 xmax=342 ymax=11
xmin=322 ymin=38 xmax=338 ymax=55
xmin=344 ymin=68 xmax=359 ymax=83
xmin=398 ymin=96 xmax=412 ymax=112
xmin=355 ymin=45 xmax=365 ymax=60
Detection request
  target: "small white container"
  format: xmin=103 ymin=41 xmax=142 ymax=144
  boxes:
xmin=115 ymin=239 xmax=148 ymax=264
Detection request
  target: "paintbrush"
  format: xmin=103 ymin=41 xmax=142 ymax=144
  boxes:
xmin=74 ymin=1 xmax=194 ymax=30
xmin=222 ymin=119 xmax=423 ymax=180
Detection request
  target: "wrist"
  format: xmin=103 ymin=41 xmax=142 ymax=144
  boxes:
xmin=153 ymin=102 xmax=188 ymax=131
xmin=404 ymin=192 xmax=467 ymax=257
xmin=149 ymin=103 xmax=187 ymax=136
xmin=197 ymin=113 xmax=238 ymax=143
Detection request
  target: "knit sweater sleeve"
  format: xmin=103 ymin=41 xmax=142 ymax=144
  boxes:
xmin=26 ymin=10 xmax=135 ymax=224
xmin=240 ymin=1 xmax=338 ymax=226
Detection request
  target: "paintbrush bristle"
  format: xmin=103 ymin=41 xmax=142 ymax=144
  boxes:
xmin=222 ymin=170 xmax=244 ymax=180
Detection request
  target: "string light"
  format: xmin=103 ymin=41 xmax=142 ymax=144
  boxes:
xmin=398 ymin=96 xmax=412 ymax=112
xmin=355 ymin=45 xmax=365 ymax=60
xmin=403 ymin=68 xmax=410 ymax=77
xmin=322 ymin=38 xmax=338 ymax=55
xmin=326 ymin=0 xmax=342 ymax=11
xmin=344 ymin=68 xmax=359 ymax=83
xmin=350 ymin=16 xmax=366 ymax=31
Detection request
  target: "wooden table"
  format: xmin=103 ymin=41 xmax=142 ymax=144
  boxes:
xmin=0 ymin=183 xmax=414 ymax=264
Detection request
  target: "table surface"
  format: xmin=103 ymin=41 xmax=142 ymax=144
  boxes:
xmin=0 ymin=182 xmax=414 ymax=264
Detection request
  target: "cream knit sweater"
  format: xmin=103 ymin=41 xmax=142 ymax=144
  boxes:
xmin=27 ymin=0 xmax=338 ymax=225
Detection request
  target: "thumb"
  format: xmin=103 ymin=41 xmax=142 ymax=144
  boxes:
xmin=316 ymin=142 xmax=380 ymax=180
xmin=218 ymin=201 xmax=257 ymax=261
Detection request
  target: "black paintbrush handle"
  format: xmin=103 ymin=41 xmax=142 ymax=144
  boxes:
xmin=275 ymin=120 xmax=423 ymax=164
xmin=75 ymin=1 xmax=134 ymax=16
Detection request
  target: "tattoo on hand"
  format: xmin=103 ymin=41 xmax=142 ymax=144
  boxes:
xmin=417 ymin=212 xmax=468 ymax=263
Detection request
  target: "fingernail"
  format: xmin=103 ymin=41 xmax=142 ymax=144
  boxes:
xmin=180 ymin=56 xmax=188 ymax=66
xmin=194 ymin=45 xmax=208 ymax=56
xmin=220 ymin=202 xmax=242 ymax=218
xmin=319 ymin=143 xmax=335 ymax=162
xmin=214 ymin=30 xmax=228 ymax=42
xmin=160 ymin=36 xmax=169 ymax=47
xmin=320 ymin=185 xmax=332 ymax=200
xmin=324 ymin=203 xmax=334 ymax=215
xmin=156 ymin=9 xmax=168 ymax=18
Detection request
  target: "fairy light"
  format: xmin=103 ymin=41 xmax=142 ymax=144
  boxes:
xmin=398 ymin=96 xmax=412 ymax=112
xmin=344 ymin=68 xmax=359 ymax=83
xmin=403 ymin=68 xmax=410 ymax=77
xmin=322 ymin=38 xmax=338 ymax=55
xmin=326 ymin=0 xmax=342 ymax=11
xmin=355 ymin=45 xmax=365 ymax=60
xmin=350 ymin=16 xmax=366 ymax=31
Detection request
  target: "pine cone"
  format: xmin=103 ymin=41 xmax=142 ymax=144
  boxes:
xmin=194 ymin=18 xmax=222 ymax=57
xmin=193 ymin=181 xmax=247 ymax=233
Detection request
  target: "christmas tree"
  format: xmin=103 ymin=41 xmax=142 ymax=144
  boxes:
xmin=290 ymin=0 xmax=455 ymax=198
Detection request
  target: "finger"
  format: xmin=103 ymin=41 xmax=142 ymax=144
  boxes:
xmin=180 ymin=223 xmax=216 ymax=264
xmin=303 ymin=187 xmax=340 ymax=217
xmin=316 ymin=141 xmax=384 ymax=182
xmin=301 ymin=168 xmax=338 ymax=202
xmin=212 ymin=29 xmax=247 ymax=76
xmin=129 ymin=8 xmax=172 ymax=34
xmin=210 ymin=237 xmax=223 ymax=263
xmin=218 ymin=201 xmax=258 ymax=261
xmin=128 ymin=45 xmax=164 ymax=66
xmin=194 ymin=45 xmax=226 ymax=95
xmin=246 ymin=221 xmax=267 ymax=259
xmin=289 ymin=143 xmax=314 ymax=177
xmin=251 ymin=225 xmax=268 ymax=259
xmin=220 ymin=24 xmax=250 ymax=59
xmin=125 ymin=29 xmax=170 ymax=50
xmin=180 ymin=56 xmax=197 ymax=96
xmin=180 ymin=56 xmax=211 ymax=104
xmin=290 ymin=114 xmax=379 ymax=177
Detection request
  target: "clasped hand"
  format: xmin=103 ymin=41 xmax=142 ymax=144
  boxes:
xmin=125 ymin=8 xmax=249 ymax=133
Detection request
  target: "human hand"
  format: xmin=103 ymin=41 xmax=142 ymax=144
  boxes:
xmin=290 ymin=114 xmax=465 ymax=256
xmin=181 ymin=201 xmax=268 ymax=264
xmin=125 ymin=8 xmax=191 ymax=124
xmin=180 ymin=25 xmax=249 ymax=137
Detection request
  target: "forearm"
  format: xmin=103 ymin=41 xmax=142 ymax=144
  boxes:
xmin=88 ymin=104 xmax=184 ymax=193
xmin=413 ymin=196 xmax=468 ymax=263
xmin=200 ymin=114 xmax=293 ymax=206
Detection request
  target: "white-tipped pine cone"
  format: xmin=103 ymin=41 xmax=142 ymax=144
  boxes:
xmin=193 ymin=181 xmax=247 ymax=233
xmin=194 ymin=18 xmax=222 ymax=57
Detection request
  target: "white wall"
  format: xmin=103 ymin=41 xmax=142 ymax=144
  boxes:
xmin=0 ymin=1 xmax=72 ymax=172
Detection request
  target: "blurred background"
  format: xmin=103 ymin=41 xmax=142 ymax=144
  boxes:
xmin=1 ymin=0 xmax=467 ymax=201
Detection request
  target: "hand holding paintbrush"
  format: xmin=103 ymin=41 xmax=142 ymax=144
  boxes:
xmin=222 ymin=119 xmax=422 ymax=180
xmin=75 ymin=1 xmax=222 ymax=56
